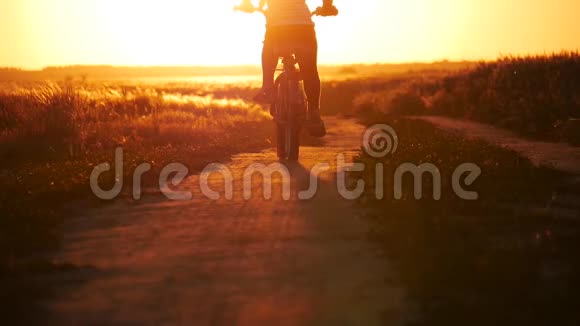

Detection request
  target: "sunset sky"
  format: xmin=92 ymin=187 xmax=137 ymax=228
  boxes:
xmin=1 ymin=0 xmax=579 ymax=69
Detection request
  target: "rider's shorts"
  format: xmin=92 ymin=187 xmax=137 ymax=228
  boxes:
xmin=264 ymin=25 xmax=318 ymax=53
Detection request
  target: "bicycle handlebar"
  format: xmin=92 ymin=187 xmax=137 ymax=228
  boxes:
xmin=233 ymin=5 xmax=338 ymax=17
xmin=233 ymin=4 xmax=263 ymax=14
xmin=312 ymin=6 xmax=339 ymax=17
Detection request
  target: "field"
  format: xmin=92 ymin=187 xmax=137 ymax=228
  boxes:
xmin=0 ymin=60 xmax=473 ymax=258
xmin=0 ymin=78 xmax=280 ymax=321
xmin=0 ymin=78 xmax=275 ymax=268
xmin=345 ymin=53 xmax=580 ymax=323
xmin=1 ymin=57 xmax=579 ymax=323
xmin=352 ymin=52 xmax=580 ymax=144
xmin=354 ymin=119 xmax=579 ymax=324
xmin=2 ymin=64 xmax=438 ymax=269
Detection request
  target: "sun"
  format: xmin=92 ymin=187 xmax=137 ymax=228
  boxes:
xmin=93 ymin=0 xmax=267 ymax=66
xmin=94 ymin=0 xmax=359 ymax=66
xmin=3 ymin=0 xmax=384 ymax=68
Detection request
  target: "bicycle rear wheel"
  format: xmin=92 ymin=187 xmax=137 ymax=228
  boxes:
xmin=276 ymin=123 xmax=300 ymax=161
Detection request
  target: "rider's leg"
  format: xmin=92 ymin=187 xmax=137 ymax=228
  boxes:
xmin=255 ymin=29 xmax=277 ymax=103
xmin=294 ymin=27 xmax=321 ymax=117
xmin=295 ymin=31 xmax=326 ymax=137
xmin=262 ymin=35 xmax=277 ymax=92
xmin=296 ymin=47 xmax=321 ymax=117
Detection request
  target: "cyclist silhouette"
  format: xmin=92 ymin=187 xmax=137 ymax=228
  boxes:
xmin=240 ymin=0 xmax=338 ymax=137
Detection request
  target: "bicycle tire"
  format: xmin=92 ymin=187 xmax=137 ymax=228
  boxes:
xmin=273 ymin=65 xmax=305 ymax=161
xmin=276 ymin=123 xmax=300 ymax=161
xmin=276 ymin=122 xmax=287 ymax=159
xmin=286 ymin=125 xmax=301 ymax=161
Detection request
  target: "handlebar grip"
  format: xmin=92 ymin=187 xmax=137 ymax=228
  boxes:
xmin=234 ymin=5 xmax=264 ymax=14
xmin=313 ymin=6 xmax=339 ymax=17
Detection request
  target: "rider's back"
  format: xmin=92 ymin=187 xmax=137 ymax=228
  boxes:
xmin=266 ymin=0 xmax=314 ymax=27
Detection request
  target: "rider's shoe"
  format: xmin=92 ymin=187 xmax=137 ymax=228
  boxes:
xmin=253 ymin=88 xmax=274 ymax=104
xmin=307 ymin=110 xmax=327 ymax=137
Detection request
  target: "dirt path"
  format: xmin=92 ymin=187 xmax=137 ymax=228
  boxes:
xmin=46 ymin=117 xmax=406 ymax=326
xmin=411 ymin=116 xmax=580 ymax=175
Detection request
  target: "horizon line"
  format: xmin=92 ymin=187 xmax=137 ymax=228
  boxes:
xmin=3 ymin=50 xmax=578 ymax=71
xmin=0 ymin=60 xmax=482 ymax=72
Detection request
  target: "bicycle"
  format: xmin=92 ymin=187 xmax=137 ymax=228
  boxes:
xmin=234 ymin=2 xmax=337 ymax=161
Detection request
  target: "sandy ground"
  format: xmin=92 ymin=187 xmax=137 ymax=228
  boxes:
xmin=45 ymin=117 xmax=407 ymax=326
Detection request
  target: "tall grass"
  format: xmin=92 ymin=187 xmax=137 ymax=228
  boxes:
xmin=353 ymin=52 xmax=580 ymax=143
xmin=0 ymin=80 xmax=273 ymax=271
xmin=0 ymin=81 xmax=269 ymax=163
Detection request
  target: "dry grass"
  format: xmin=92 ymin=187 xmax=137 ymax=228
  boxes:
xmin=0 ymin=81 xmax=269 ymax=162
xmin=0 ymin=80 xmax=273 ymax=271
xmin=353 ymin=119 xmax=579 ymax=325
xmin=353 ymin=52 xmax=580 ymax=144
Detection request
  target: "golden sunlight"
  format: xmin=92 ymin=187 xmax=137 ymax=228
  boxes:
xmin=1 ymin=0 xmax=579 ymax=68
xmin=2 ymin=1 xmax=580 ymax=325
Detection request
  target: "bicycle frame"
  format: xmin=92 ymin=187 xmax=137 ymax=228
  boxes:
xmin=270 ymin=51 xmax=308 ymax=161
xmin=272 ymin=53 xmax=308 ymax=125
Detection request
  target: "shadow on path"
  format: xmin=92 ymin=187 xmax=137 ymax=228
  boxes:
xmin=44 ymin=117 xmax=407 ymax=326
